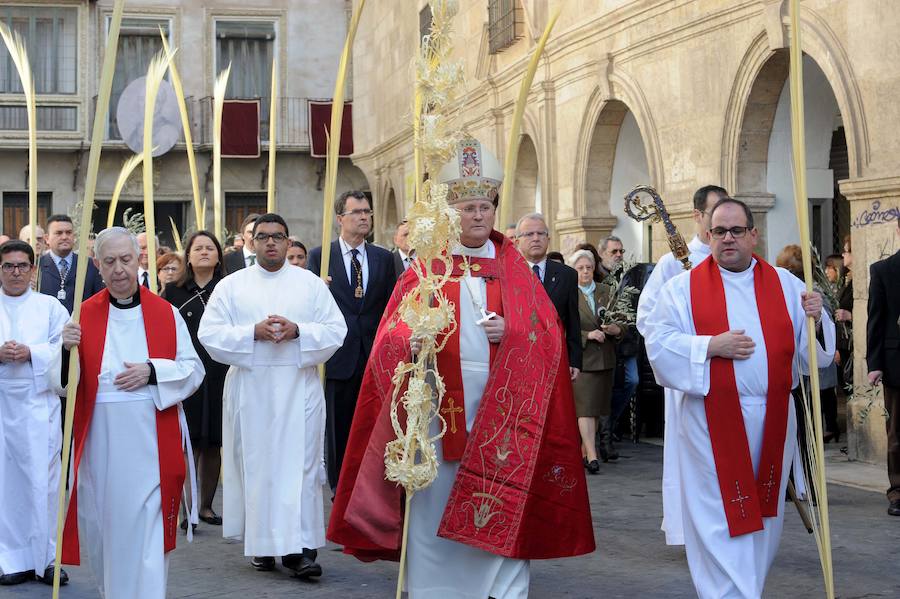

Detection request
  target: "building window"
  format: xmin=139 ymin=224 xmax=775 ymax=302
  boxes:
xmin=215 ymin=21 xmax=276 ymax=140
xmin=107 ymin=17 xmax=173 ymax=140
xmin=0 ymin=104 xmax=77 ymax=130
xmin=488 ymin=0 xmax=523 ymax=54
xmin=0 ymin=6 xmax=77 ymax=94
xmin=419 ymin=4 xmax=433 ymax=45
xmin=2 ymin=192 xmax=52 ymax=237
xmin=224 ymin=192 xmax=267 ymax=239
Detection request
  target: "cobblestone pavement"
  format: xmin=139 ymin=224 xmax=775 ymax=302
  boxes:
xmin=6 ymin=443 xmax=899 ymax=598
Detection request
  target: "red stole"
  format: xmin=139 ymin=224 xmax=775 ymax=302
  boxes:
xmin=436 ymin=255 xmax=503 ymax=461
xmin=62 ymin=288 xmax=185 ymax=564
xmin=327 ymin=231 xmax=595 ymax=561
xmin=689 ymin=256 xmax=794 ymax=537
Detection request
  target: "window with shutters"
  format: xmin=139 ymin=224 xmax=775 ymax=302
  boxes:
xmin=487 ymin=0 xmax=523 ymax=54
xmin=2 ymin=192 xmax=51 ymax=238
xmin=224 ymin=192 xmax=267 ymax=239
xmin=215 ymin=21 xmax=276 ymax=140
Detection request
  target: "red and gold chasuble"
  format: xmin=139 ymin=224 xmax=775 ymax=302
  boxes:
xmin=689 ymin=255 xmax=794 ymax=537
xmin=328 ymin=231 xmax=595 ymax=561
xmin=62 ymin=288 xmax=185 ymax=564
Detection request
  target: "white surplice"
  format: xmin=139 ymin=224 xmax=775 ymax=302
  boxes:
xmin=198 ymin=262 xmax=346 ymax=556
xmin=77 ymin=301 xmax=204 ymax=599
xmin=643 ymin=259 xmax=835 ymax=599
xmin=405 ymin=241 xmax=530 ymax=599
xmin=0 ymin=289 xmax=68 ymax=575
xmin=636 ymin=235 xmax=710 ymax=545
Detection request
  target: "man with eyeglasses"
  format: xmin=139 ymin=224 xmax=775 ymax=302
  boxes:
xmin=308 ymin=191 xmax=397 ymax=492
xmin=643 ymin=197 xmax=835 ymax=598
xmin=515 ymin=212 xmax=581 ymax=380
xmin=597 ymin=235 xmax=626 ymax=280
xmin=329 ymin=139 xmax=593 ymax=598
xmin=636 ymin=184 xmax=728 ymax=546
xmin=0 ymin=240 xmax=70 ymax=587
xmin=199 ymin=213 xmax=346 ymax=579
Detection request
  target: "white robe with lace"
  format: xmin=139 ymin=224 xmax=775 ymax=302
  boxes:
xmin=0 ymin=290 xmax=68 ymax=575
xmin=643 ymin=260 xmax=835 ymax=599
xmin=198 ymin=262 xmax=346 ymax=557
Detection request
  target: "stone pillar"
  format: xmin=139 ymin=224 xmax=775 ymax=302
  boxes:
xmin=839 ymin=176 xmax=900 ymax=464
xmin=555 ymin=216 xmax=618 ymax=256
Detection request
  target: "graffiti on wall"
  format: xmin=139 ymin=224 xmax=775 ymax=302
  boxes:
xmin=852 ymin=200 xmax=899 ymax=228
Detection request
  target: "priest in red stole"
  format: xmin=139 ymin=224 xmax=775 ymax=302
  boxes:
xmin=328 ymin=139 xmax=594 ymax=598
xmin=60 ymin=227 xmax=205 ymax=599
xmin=643 ymin=198 xmax=835 ymax=599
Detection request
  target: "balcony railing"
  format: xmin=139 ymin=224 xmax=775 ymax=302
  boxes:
xmin=91 ymin=95 xmax=311 ymax=150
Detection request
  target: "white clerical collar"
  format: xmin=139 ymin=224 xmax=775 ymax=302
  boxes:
xmin=718 ymin=257 xmax=757 ymax=279
xmin=339 ymin=236 xmax=366 ymax=257
xmin=453 ymin=240 xmax=494 ymax=258
xmin=256 ymin=260 xmax=289 ymax=278
xmin=0 ymin=288 xmax=30 ymax=304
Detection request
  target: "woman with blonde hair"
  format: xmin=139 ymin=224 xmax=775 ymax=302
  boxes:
xmin=566 ymin=249 xmax=625 ymax=473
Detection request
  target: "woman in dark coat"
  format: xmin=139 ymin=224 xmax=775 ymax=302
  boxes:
xmin=163 ymin=231 xmax=228 ymax=526
xmin=567 ymin=249 xmax=624 ymax=474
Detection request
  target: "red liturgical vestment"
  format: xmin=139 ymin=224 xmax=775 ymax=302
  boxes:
xmin=328 ymin=231 xmax=595 ymax=561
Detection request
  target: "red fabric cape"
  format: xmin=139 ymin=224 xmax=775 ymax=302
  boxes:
xmin=327 ymin=231 xmax=595 ymax=561
xmin=62 ymin=288 xmax=185 ymax=564
xmin=689 ymin=255 xmax=794 ymax=537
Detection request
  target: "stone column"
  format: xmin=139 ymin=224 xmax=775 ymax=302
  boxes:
xmin=839 ymin=176 xmax=900 ymax=464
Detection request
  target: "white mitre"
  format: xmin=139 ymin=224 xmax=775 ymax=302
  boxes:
xmin=437 ymin=138 xmax=503 ymax=205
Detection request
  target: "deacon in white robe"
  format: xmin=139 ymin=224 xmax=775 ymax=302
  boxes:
xmin=197 ymin=214 xmax=346 ymax=576
xmin=0 ymin=242 xmax=69 ymax=585
xmin=643 ymin=199 xmax=835 ymax=598
xmin=405 ymin=239 xmax=530 ymax=599
xmin=62 ymin=228 xmax=204 ymax=599
xmin=637 ymin=234 xmax=710 ymax=545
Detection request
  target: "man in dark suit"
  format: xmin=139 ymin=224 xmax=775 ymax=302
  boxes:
xmin=515 ymin=213 xmax=582 ymax=379
xmin=39 ymin=214 xmax=104 ymax=313
xmin=308 ymin=191 xmax=397 ymax=490
xmin=224 ymin=213 xmax=260 ymax=275
xmin=867 ymin=220 xmax=900 ymax=516
xmin=391 ymin=219 xmax=414 ymax=278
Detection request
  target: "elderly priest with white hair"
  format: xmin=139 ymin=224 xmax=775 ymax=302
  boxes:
xmin=60 ymin=227 xmax=205 ymax=599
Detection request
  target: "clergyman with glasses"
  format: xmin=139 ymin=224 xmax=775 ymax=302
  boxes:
xmin=642 ymin=197 xmax=835 ymax=598
xmin=198 ymin=213 xmax=347 ymax=579
xmin=0 ymin=240 xmax=70 ymax=586
xmin=307 ymin=191 xmax=398 ymax=491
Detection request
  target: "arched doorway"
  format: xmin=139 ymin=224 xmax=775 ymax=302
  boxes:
xmin=512 ymin=134 xmax=540 ymax=226
xmin=584 ymin=99 xmax=651 ymax=261
xmin=734 ymin=51 xmax=849 ymax=259
xmin=379 ymin=186 xmax=400 ymax=246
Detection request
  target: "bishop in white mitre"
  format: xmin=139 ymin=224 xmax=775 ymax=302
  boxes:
xmin=0 ymin=240 xmax=69 ymax=586
xmin=644 ymin=199 xmax=834 ymax=599
xmin=198 ymin=214 xmax=346 ymax=578
xmin=61 ymin=228 xmax=204 ymax=599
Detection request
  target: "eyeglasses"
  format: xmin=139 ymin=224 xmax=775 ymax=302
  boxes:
xmin=517 ymin=230 xmax=548 ymax=239
xmin=253 ymin=233 xmax=288 ymax=243
xmin=160 ymin=266 xmax=180 ymax=273
xmin=459 ymin=205 xmax=494 ymax=216
xmin=1 ymin=262 xmax=32 ymax=273
xmin=607 ymin=248 xmax=625 ymax=255
xmin=341 ymin=208 xmax=373 ymax=217
xmin=709 ymin=226 xmax=750 ymax=240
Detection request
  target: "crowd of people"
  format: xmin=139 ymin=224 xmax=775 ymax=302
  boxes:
xmin=0 ymin=138 xmax=897 ymax=598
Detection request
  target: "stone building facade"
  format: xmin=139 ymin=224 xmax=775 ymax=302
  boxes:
xmin=0 ymin=0 xmax=366 ymax=247
xmin=350 ymin=0 xmax=900 ymax=464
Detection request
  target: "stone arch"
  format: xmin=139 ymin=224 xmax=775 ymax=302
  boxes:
xmin=722 ymin=13 xmax=869 ymax=194
xmin=573 ymin=72 xmax=663 ymax=219
xmin=511 ymin=133 xmax=540 ymax=226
